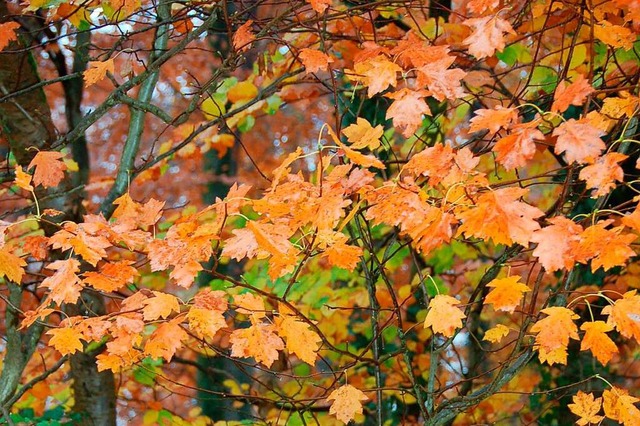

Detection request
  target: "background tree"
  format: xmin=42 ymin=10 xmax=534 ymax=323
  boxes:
xmin=1 ymin=0 xmax=640 ymax=425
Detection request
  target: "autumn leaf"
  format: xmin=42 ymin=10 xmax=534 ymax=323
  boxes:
xmin=307 ymin=0 xmax=331 ymax=13
xmin=187 ymin=307 xmax=226 ymax=339
xmin=233 ymin=20 xmax=255 ymax=52
xmin=456 ymin=187 xmax=544 ymax=247
xmin=415 ymin=56 xmax=466 ymax=101
xmin=342 ymin=118 xmax=383 ymax=150
xmin=322 ymin=234 xmax=363 ymax=271
xmin=326 ymin=126 xmax=384 ymax=169
xmin=553 ymin=119 xmax=605 ymax=164
xmin=580 ymin=321 xmax=618 ymax=365
xmin=423 ymin=295 xmax=466 ymax=337
xmin=579 ymin=152 xmax=627 ymax=198
xmin=27 ymin=151 xmax=67 ymax=188
xmin=276 ymin=315 xmax=321 ymax=365
xmin=327 ymin=384 xmax=368 ymax=424
xmin=462 ymin=16 xmax=515 ymax=59
xmin=142 ymin=291 xmax=181 ymax=321
xmin=41 ymin=258 xmax=83 ymax=305
xmin=603 ymin=387 xmax=640 ymax=425
xmin=594 ymin=20 xmax=635 ymax=51
xmin=229 ymin=322 xmax=285 ymax=367
xmin=47 ymin=326 xmax=84 ymax=356
xmin=385 ymin=88 xmax=431 ymax=137
xmin=0 ymin=245 xmax=26 ymax=285
xmin=551 ymin=74 xmax=595 ymax=113
xmin=531 ymin=217 xmax=583 ymax=272
xmin=403 ymin=143 xmax=454 ymax=187
xmin=602 ymin=291 xmax=640 ymax=343
xmin=0 ymin=21 xmax=20 ymax=51
xmin=144 ymin=318 xmax=187 ymax=362
xmin=49 ymin=222 xmax=112 ymax=266
xmin=14 ymin=165 xmax=33 ymax=192
xmin=112 ymin=193 xmax=164 ymax=230
xmin=573 ymin=221 xmax=636 ymax=272
xmin=234 ymin=293 xmax=267 ymax=319
xmin=83 ymin=261 xmax=138 ymax=292
xmin=227 ymin=81 xmax=259 ymax=104
xmin=469 ymin=106 xmax=519 ymax=136
xmin=492 ymin=125 xmax=543 ymax=170
xmin=484 ymin=324 xmax=510 ymax=343
xmin=84 ymin=58 xmax=115 ymax=87
xmin=485 ymin=275 xmax=530 ymax=312
xmin=299 ymin=48 xmax=333 ymax=74
xmin=531 ymin=307 xmax=579 ymax=365
xmin=346 ymin=55 xmax=401 ymax=97
xmin=569 ymin=391 xmax=604 ymax=426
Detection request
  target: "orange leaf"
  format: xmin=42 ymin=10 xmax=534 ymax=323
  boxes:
xmin=603 ymin=387 xmax=640 ymax=425
xmin=322 ymin=235 xmax=363 ymax=271
xmin=144 ymin=318 xmax=187 ymax=362
xmin=49 ymin=222 xmax=112 ymax=266
xmin=229 ymin=322 xmax=284 ymax=367
xmin=142 ymin=291 xmax=181 ymax=321
xmin=531 ymin=217 xmax=583 ymax=272
xmin=456 ymin=187 xmax=543 ymax=246
xmin=0 ymin=21 xmax=20 ymax=51
xmin=492 ymin=126 xmax=543 ymax=170
xmin=346 ymin=55 xmax=401 ymax=97
xmin=423 ymin=295 xmax=466 ymax=337
xmin=574 ymin=221 xmax=636 ymax=271
xmin=112 ymin=193 xmax=164 ymax=230
xmin=41 ymin=259 xmax=83 ymax=305
xmin=0 ymin=248 xmax=26 ymax=283
xmin=569 ymin=391 xmax=604 ymax=426
xmin=83 ymin=261 xmax=138 ymax=292
xmin=485 ymin=275 xmax=530 ymax=312
xmin=327 ymin=384 xmax=368 ymax=424
xmin=385 ymin=88 xmax=431 ymax=137
xmin=483 ymin=324 xmax=510 ymax=343
xmin=552 ymin=74 xmax=595 ymax=113
xmin=187 ymin=307 xmax=226 ymax=339
xmin=234 ymin=293 xmax=267 ymax=320
xmin=579 ymin=152 xmax=627 ymax=198
xmin=84 ymin=58 xmax=115 ymax=87
xmin=469 ymin=106 xmax=519 ymax=136
xmin=233 ymin=20 xmax=255 ymax=52
xmin=306 ymin=0 xmax=331 ymax=13
xmin=415 ymin=55 xmax=466 ymax=101
xmin=580 ymin=321 xmax=618 ymax=365
xmin=553 ymin=119 xmax=605 ymax=164
xmin=403 ymin=144 xmax=454 ymax=187
xmin=276 ymin=315 xmax=321 ymax=365
xmin=342 ymin=118 xmax=382 ymax=150
xmin=299 ymin=48 xmax=333 ymax=74
xmin=28 ymin=151 xmax=67 ymax=188
xmin=47 ymin=326 xmax=84 ymax=356
xmin=531 ymin=307 xmax=579 ymax=365
xmin=603 ymin=291 xmax=640 ymax=343
xmin=462 ymin=16 xmax=515 ymax=59
xmin=14 ymin=165 xmax=33 ymax=191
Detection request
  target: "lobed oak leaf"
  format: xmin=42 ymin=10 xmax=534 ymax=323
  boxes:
xmin=84 ymin=58 xmax=115 ymax=87
xmin=423 ymin=295 xmax=466 ymax=337
xmin=232 ymin=20 xmax=254 ymax=52
xmin=492 ymin=126 xmax=543 ymax=170
xmin=327 ymin=384 xmax=368 ymax=424
xmin=229 ymin=322 xmax=284 ymax=367
xmin=144 ymin=318 xmax=187 ymax=362
xmin=580 ymin=321 xmax=618 ymax=365
xmin=0 ymin=21 xmax=20 ymax=51
xmin=485 ymin=275 xmax=530 ymax=312
xmin=346 ymin=56 xmax=402 ymax=97
xmin=28 ymin=151 xmax=67 ymax=188
xmin=456 ymin=187 xmax=543 ymax=247
xmin=531 ymin=307 xmax=579 ymax=365
xmin=83 ymin=261 xmax=138 ymax=292
xmin=552 ymin=74 xmax=595 ymax=113
xmin=531 ymin=217 xmax=583 ymax=272
xmin=569 ymin=391 xmax=604 ymax=426
xmin=0 ymin=248 xmax=26 ymax=283
xmin=603 ymin=387 xmax=640 ymax=425
xmin=462 ymin=16 xmax=515 ymax=59
xmin=142 ymin=291 xmax=181 ymax=321
xmin=579 ymin=152 xmax=627 ymax=198
xmin=553 ymin=119 xmax=605 ymax=164
xmin=47 ymin=325 xmax=84 ymax=356
xmin=299 ymin=48 xmax=333 ymax=74
xmin=483 ymin=324 xmax=510 ymax=343
xmin=602 ymin=291 xmax=640 ymax=343
xmin=385 ymin=88 xmax=431 ymax=137
xmin=187 ymin=307 xmax=226 ymax=339
xmin=342 ymin=118 xmax=383 ymax=150
xmin=14 ymin=165 xmax=33 ymax=191
xmin=41 ymin=259 xmax=83 ymax=305
xmin=469 ymin=106 xmax=519 ymax=136
xmin=276 ymin=315 xmax=321 ymax=365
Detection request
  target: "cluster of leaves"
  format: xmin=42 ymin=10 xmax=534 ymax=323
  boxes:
xmin=2 ymin=0 xmax=640 ymax=424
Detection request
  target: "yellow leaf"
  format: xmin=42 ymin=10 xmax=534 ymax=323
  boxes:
xmin=483 ymin=324 xmax=510 ymax=343
xmin=14 ymin=165 xmax=33 ymax=192
xmin=327 ymin=384 xmax=368 ymax=424
xmin=423 ymin=295 xmax=466 ymax=337
xmin=47 ymin=326 xmax=84 ymax=356
xmin=569 ymin=391 xmax=604 ymax=426
xmin=485 ymin=276 xmax=530 ymax=313
xmin=0 ymin=248 xmax=26 ymax=283
xmin=276 ymin=315 xmax=321 ymax=365
xmin=84 ymin=59 xmax=115 ymax=87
